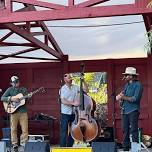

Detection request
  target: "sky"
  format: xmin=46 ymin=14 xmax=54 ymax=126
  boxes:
xmin=0 ymin=0 xmax=149 ymax=63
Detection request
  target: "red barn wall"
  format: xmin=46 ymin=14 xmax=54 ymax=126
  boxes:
xmin=0 ymin=56 xmax=152 ymax=144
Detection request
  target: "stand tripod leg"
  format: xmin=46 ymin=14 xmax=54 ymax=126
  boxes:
xmin=137 ymin=128 xmax=150 ymax=152
xmin=141 ymin=142 xmax=150 ymax=152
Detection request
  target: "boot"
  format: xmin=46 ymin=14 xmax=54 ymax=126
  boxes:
xmin=11 ymin=144 xmax=18 ymax=152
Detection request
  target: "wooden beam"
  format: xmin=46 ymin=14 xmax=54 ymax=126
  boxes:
xmin=76 ymin=0 xmax=109 ymax=7
xmin=0 ymin=4 xmax=152 ymax=23
xmin=0 ymin=54 xmax=58 ymax=61
xmin=0 ymin=47 xmax=39 ymax=60
xmin=39 ymin=21 xmax=64 ymax=55
xmin=0 ymin=0 xmax=5 ymax=9
xmin=135 ymin=0 xmax=150 ymax=8
xmin=0 ymin=42 xmax=37 ymax=47
xmin=143 ymin=14 xmax=152 ymax=32
xmin=0 ymin=31 xmax=13 ymax=42
xmin=0 ymin=23 xmax=39 ymax=29
xmin=68 ymin=0 xmax=74 ymax=6
xmin=5 ymin=0 xmax=11 ymax=12
xmin=4 ymin=23 xmax=63 ymax=59
xmin=26 ymin=5 xmax=64 ymax=56
xmin=13 ymin=0 xmax=67 ymax=10
xmin=15 ymin=6 xmax=30 ymax=12
xmin=0 ymin=9 xmax=10 ymax=19
xmin=30 ymin=31 xmax=48 ymax=36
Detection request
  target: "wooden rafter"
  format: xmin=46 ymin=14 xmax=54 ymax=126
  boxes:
xmin=25 ymin=4 xmax=64 ymax=56
xmin=4 ymin=23 xmax=63 ymax=59
xmin=0 ymin=31 xmax=14 ymax=42
xmin=0 ymin=47 xmax=39 ymax=60
xmin=142 ymin=14 xmax=152 ymax=47
xmin=76 ymin=0 xmax=110 ymax=7
xmin=12 ymin=0 xmax=67 ymax=10
xmin=0 ymin=0 xmax=152 ymax=62
xmin=143 ymin=14 xmax=152 ymax=32
xmin=0 ymin=2 xmax=152 ymax=23
xmin=38 ymin=21 xmax=64 ymax=55
xmin=68 ymin=0 xmax=74 ymax=6
xmin=0 ymin=54 xmax=58 ymax=61
xmin=0 ymin=23 xmax=39 ymax=29
xmin=0 ymin=2 xmax=64 ymax=61
xmin=0 ymin=42 xmax=37 ymax=47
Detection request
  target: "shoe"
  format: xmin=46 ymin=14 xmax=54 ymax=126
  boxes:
xmin=19 ymin=145 xmax=25 ymax=151
xmin=11 ymin=144 xmax=18 ymax=152
xmin=123 ymin=147 xmax=130 ymax=151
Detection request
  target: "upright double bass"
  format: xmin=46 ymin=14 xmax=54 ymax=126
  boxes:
xmin=70 ymin=64 xmax=98 ymax=142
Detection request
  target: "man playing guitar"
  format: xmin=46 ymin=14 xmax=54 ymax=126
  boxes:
xmin=1 ymin=76 xmax=32 ymax=152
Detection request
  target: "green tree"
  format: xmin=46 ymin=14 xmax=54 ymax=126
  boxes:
xmin=144 ymin=1 xmax=152 ymax=53
xmin=72 ymin=72 xmax=107 ymax=104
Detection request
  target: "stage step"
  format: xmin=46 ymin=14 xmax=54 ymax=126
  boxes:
xmin=51 ymin=147 xmax=92 ymax=152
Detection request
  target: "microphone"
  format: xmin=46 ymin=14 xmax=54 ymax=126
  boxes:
xmin=122 ymin=76 xmax=126 ymax=80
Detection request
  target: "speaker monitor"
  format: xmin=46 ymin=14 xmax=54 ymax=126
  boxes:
xmin=92 ymin=142 xmax=117 ymax=152
xmin=0 ymin=141 xmax=6 ymax=152
xmin=2 ymin=128 xmax=11 ymax=139
xmin=95 ymin=127 xmax=114 ymax=142
xmin=24 ymin=142 xmax=50 ymax=152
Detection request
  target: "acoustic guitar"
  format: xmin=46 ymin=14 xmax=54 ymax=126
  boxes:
xmin=3 ymin=87 xmax=45 ymax=114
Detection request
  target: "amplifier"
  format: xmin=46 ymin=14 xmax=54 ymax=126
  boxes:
xmin=0 ymin=141 xmax=6 ymax=152
xmin=92 ymin=142 xmax=117 ymax=152
xmin=24 ymin=141 xmax=50 ymax=152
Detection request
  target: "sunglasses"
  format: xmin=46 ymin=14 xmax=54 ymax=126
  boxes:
xmin=64 ymin=74 xmax=73 ymax=79
xmin=64 ymin=74 xmax=68 ymax=77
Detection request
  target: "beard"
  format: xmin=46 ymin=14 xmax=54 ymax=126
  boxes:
xmin=68 ymin=79 xmax=72 ymax=84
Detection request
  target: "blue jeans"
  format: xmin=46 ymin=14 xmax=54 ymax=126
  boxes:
xmin=60 ymin=114 xmax=75 ymax=147
xmin=122 ymin=110 xmax=139 ymax=148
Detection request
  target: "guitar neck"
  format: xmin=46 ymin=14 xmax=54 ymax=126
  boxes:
xmin=20 ymin=87 xmax=44 ymax=100
xmin=20 ymin=95 xmax=29 ymax=101
xmin=32 ymin=89 xmax=39 ymax=95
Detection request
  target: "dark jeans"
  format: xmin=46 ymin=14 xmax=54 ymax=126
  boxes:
xmin=122 ymin=110 xmax=139 ymax=148
xmin=60 ymin=113 xmax=75 ymax=147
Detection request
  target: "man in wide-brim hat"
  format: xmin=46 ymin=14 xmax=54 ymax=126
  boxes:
xmin=116 ymin=67 xmax=143 ymax=151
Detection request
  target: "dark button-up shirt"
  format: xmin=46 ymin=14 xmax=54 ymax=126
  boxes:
xmin=122 ymin=80 xmax=143 ymax=114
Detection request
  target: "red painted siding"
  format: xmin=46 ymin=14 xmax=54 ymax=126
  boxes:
xmin=0 ymin=56 xmax=152 ymax=144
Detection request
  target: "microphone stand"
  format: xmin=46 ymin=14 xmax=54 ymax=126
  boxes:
xmin=109 ymin=91 xmax=117 ymax=143
xmin=109 ymin=85 xmax=122 ymax=144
